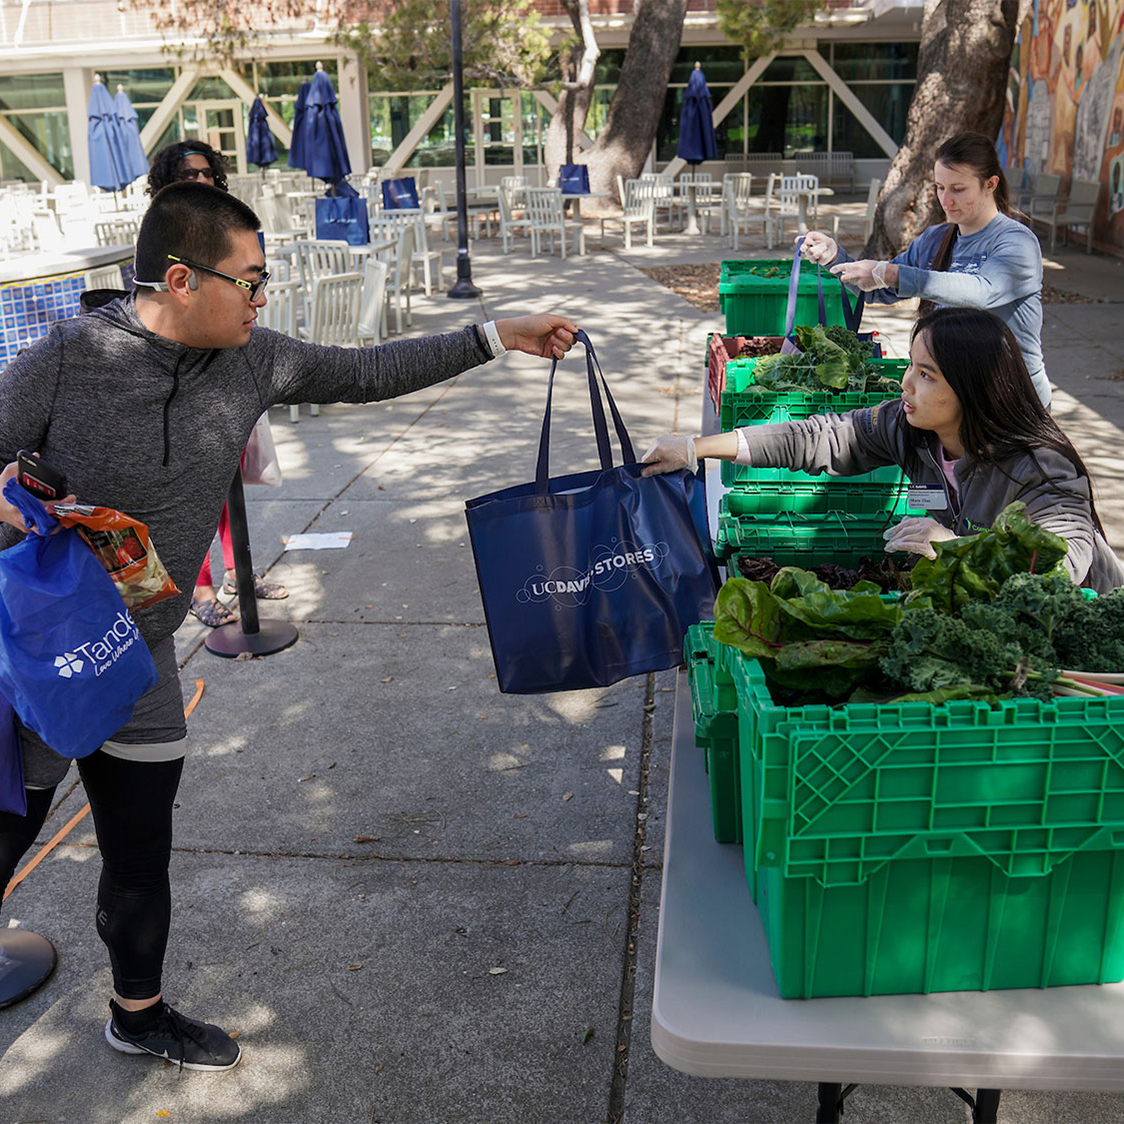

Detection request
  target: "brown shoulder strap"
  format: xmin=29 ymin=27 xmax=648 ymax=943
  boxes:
xmin=919 ymin=223 xmax=958 ymax=318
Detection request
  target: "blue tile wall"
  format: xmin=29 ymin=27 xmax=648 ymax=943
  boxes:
xmin=1 ymin=261 xmax=136 ymax=373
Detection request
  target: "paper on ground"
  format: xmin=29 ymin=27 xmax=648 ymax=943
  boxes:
xmin=283 ymin=531 xmax=354 ymax=551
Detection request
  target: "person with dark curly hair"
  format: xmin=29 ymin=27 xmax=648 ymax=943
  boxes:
xmin=146 ymin=139 xmax=287 ymax=624
xmin=146 ymin=140 xmax=229 ymax=196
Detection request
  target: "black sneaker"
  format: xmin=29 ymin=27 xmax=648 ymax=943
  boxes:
xmin=104 ymin=1001 xmax=242 ymax=1071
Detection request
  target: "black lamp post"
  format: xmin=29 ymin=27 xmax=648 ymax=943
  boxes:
xmin=447 ymin=0 xmax=481 ymax=299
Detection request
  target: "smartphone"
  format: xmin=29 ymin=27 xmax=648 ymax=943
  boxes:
xmin=16 ymin=450 xmax=67 ymax=501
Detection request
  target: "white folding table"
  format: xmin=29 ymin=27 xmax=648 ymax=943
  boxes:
xmin=652 ymin=671 xmax=1124 ymax=1122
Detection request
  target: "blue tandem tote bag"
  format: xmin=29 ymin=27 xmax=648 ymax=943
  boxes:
xmin=558 ymin=164 xmax=590 ymax=195
xmin=315 ymin=195 xmax=370 ymax=246
xmin=0 ymin=483 xmax=158 ymax=759
xmin=465 ymin=330 xmax=719 ymax=694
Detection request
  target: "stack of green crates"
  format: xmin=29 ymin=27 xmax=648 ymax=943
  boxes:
xmin=713 ymin=356 xmax=913 ymax=570
xmin=724 ymin=645 xmax=1124 ymax=999
xmin=719 ymin=259 xmax=852 ymax=337
xmin=684 ymin=623 xmax=742 ymax=844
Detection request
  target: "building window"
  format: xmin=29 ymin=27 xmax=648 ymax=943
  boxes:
xmin=0 ymin=72 xmax=71 ymax=180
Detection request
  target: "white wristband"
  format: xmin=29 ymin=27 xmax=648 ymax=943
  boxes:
xmin=480 ymin=320 xmax=506 ymax=359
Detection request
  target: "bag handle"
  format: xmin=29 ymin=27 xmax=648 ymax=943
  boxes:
xmin=1 ymin=479 xmax=56 ymax=536
xmin=787 ymin=236 xmax=866 ymax=336
xmin=535 ymin=329 xmax=636 ymax=495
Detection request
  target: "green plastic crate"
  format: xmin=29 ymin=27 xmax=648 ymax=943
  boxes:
xmin=685 ymin=623 xmax=742 ymax=844
xmin=725 ymin=648 xmax=1124 ymax=998
xmin=718 ymin=259 xmax=851 ymax=336
xmin=721 ymin=484 xmax=913 ymax=521
xmin=719 ymin=359 xmax=909 ymax=490
xmin=714 ymin=510 xmax=895 ymax=567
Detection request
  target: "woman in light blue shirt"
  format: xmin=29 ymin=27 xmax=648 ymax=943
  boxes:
xmin=801 ymin=133 xmax=1049 ymax=407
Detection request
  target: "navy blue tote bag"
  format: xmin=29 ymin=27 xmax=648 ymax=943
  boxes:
xmin=315 ymin=196 xmax=370 ymax=245
xmin=559 ymin=164 xmax=590 ymax=194
xmin=465 ymin=331 xmax=718 ymax=694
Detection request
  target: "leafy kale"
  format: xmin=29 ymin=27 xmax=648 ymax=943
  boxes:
xmin=879 ymin=606 xmax=1049 ymax=700
xmin=1052 ymin=588 xmax=1124 ymax=671
xmin=747 ymin=324 xmax=902 ymax=395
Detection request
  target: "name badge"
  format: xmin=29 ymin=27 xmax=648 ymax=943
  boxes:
xmin=907 ymin=486 xmax=948 ymax=511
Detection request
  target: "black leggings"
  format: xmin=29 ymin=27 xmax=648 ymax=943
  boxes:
xmin=0 ymin=752 xmax=183 ymax=1001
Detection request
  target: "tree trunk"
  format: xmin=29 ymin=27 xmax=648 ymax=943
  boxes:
xmin=865 ymin=0 xmax=1023 ymax=257
xmin=543 ymin=1 xmax=599 ymax=172
xmin=583 ymin=0 xmax=690 ymax=206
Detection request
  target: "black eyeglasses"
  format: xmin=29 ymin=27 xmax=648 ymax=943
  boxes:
xmin=166 ymin=255 xmax=270 ymax=300
xmin=177 ymin=167 xmax=216 ymax=182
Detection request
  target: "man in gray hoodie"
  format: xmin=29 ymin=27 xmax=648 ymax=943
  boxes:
xmin=0 ymin=182 xmax=576 ymax=1070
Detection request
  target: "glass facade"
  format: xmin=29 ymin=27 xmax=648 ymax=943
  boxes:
xmin=0 ymin=72 xmax=71 ymax=179
xmin=656 ymin=44 xmax=917 ymax=164
xmin=0 ymin=41 xmax=917 ymax=184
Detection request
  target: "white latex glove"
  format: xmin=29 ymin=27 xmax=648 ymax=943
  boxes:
xmin=641 ymin=435 xmax=697 ymax=477
xmin=798 ymin=231 xmax=838 ymax=266
xmin=883 ymin=516 xmax=959 ymax=560
xmin=830 ymin=259 xmax=888 ymax=293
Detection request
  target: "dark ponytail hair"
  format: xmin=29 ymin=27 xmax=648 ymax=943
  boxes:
xmin=902 ymin=307 xmax=1104 ymax=535
xmin=934 ymin=131 xmax=1008 ymax=215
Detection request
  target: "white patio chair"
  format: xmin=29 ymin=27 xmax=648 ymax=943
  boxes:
xmin=357 ymin=257 xmax=390 ymax=347
xmin=300 ymin=271 xmax=363 ymax=347
xmin=601 ymin=177 xmax=655 ymax=249
xmin=640 ymin=172 xmax=678 ymax=230
xmin=723 ymin=173 xmax=755 ymax=247
xmin=831 ymin=177 xmax=881 ymax=245
xmin=764 ymin=174 xmax=818 ymax=249
xmin=384 ymin=222 xmax=415 ymax=333
xmin=258 ymin=279 xmax=298 ymax=337
xmin=291 ymin=271 xmax=363 ymax=420
xmin=496 ymin=183 xmax=532 ymax=253
xmin=295 ymin=240 xmax=353 ymax=292
xmin=1014 ymin=172 xmax=1062 ymax=226
xmin=1044 ymin=178 xmax=1101 ymax=253
xmin=407 ymin=210 xmax=445 ymax=296
xmin=525 ymin=187 xmax=585 ymax=258
xmin=83 ymin=263 xmax=124 ymax=291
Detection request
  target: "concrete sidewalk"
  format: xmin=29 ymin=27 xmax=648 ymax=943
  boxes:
xmin=2 ymin=226 xmax=1124 ymax=1124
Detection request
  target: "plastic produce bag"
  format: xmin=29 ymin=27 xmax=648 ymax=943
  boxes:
xmin=53 ymin=502 xmax=180 ymax=611
xmin=0 ymin=482 xmax=158 ymax=758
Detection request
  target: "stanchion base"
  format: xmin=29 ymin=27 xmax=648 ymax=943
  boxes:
xmin=448 ymin=278 xmax=482 ymax=299
xmin=204 ymin=619 xmax=299 ymax=658
xmin=0 ymin=930 xmax=57 ymax=1009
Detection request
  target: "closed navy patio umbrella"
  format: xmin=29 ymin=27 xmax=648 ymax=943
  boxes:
xmin=112 ymin=86 xmax=149 ymax=184
xmin=677 ymin=62 xmax=719 ymax=234
xmin=296 ymin=62 xmax=353 ymax=194
xmin=247 ymin=96 xmax=278 ymax=171
xmin=88 ymin=76 xmax=133 ymax=193
xmin=287 ymin=79 xmax=311 ymax=171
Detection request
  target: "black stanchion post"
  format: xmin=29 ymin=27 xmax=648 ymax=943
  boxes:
xmin=447 ymin=0 xmax=481 ymax=300
xmin=204 ymin=469 xmax=298 ymax=658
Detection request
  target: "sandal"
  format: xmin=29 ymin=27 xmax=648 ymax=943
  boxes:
xmin=223 ymin=573 xmax=289 ymax=600
xmin=189 ymin=597 xmax=239 ymax=628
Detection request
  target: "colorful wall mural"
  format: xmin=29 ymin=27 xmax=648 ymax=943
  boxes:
xmin=1002 ymin=0 xmax=1124 ymax=254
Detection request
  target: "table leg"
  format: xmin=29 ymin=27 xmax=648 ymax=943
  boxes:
xmin=972 ymin=1088 xmax=1002 ymax=1123
xmin=797 ymin=194 xmax=809 ymax=234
